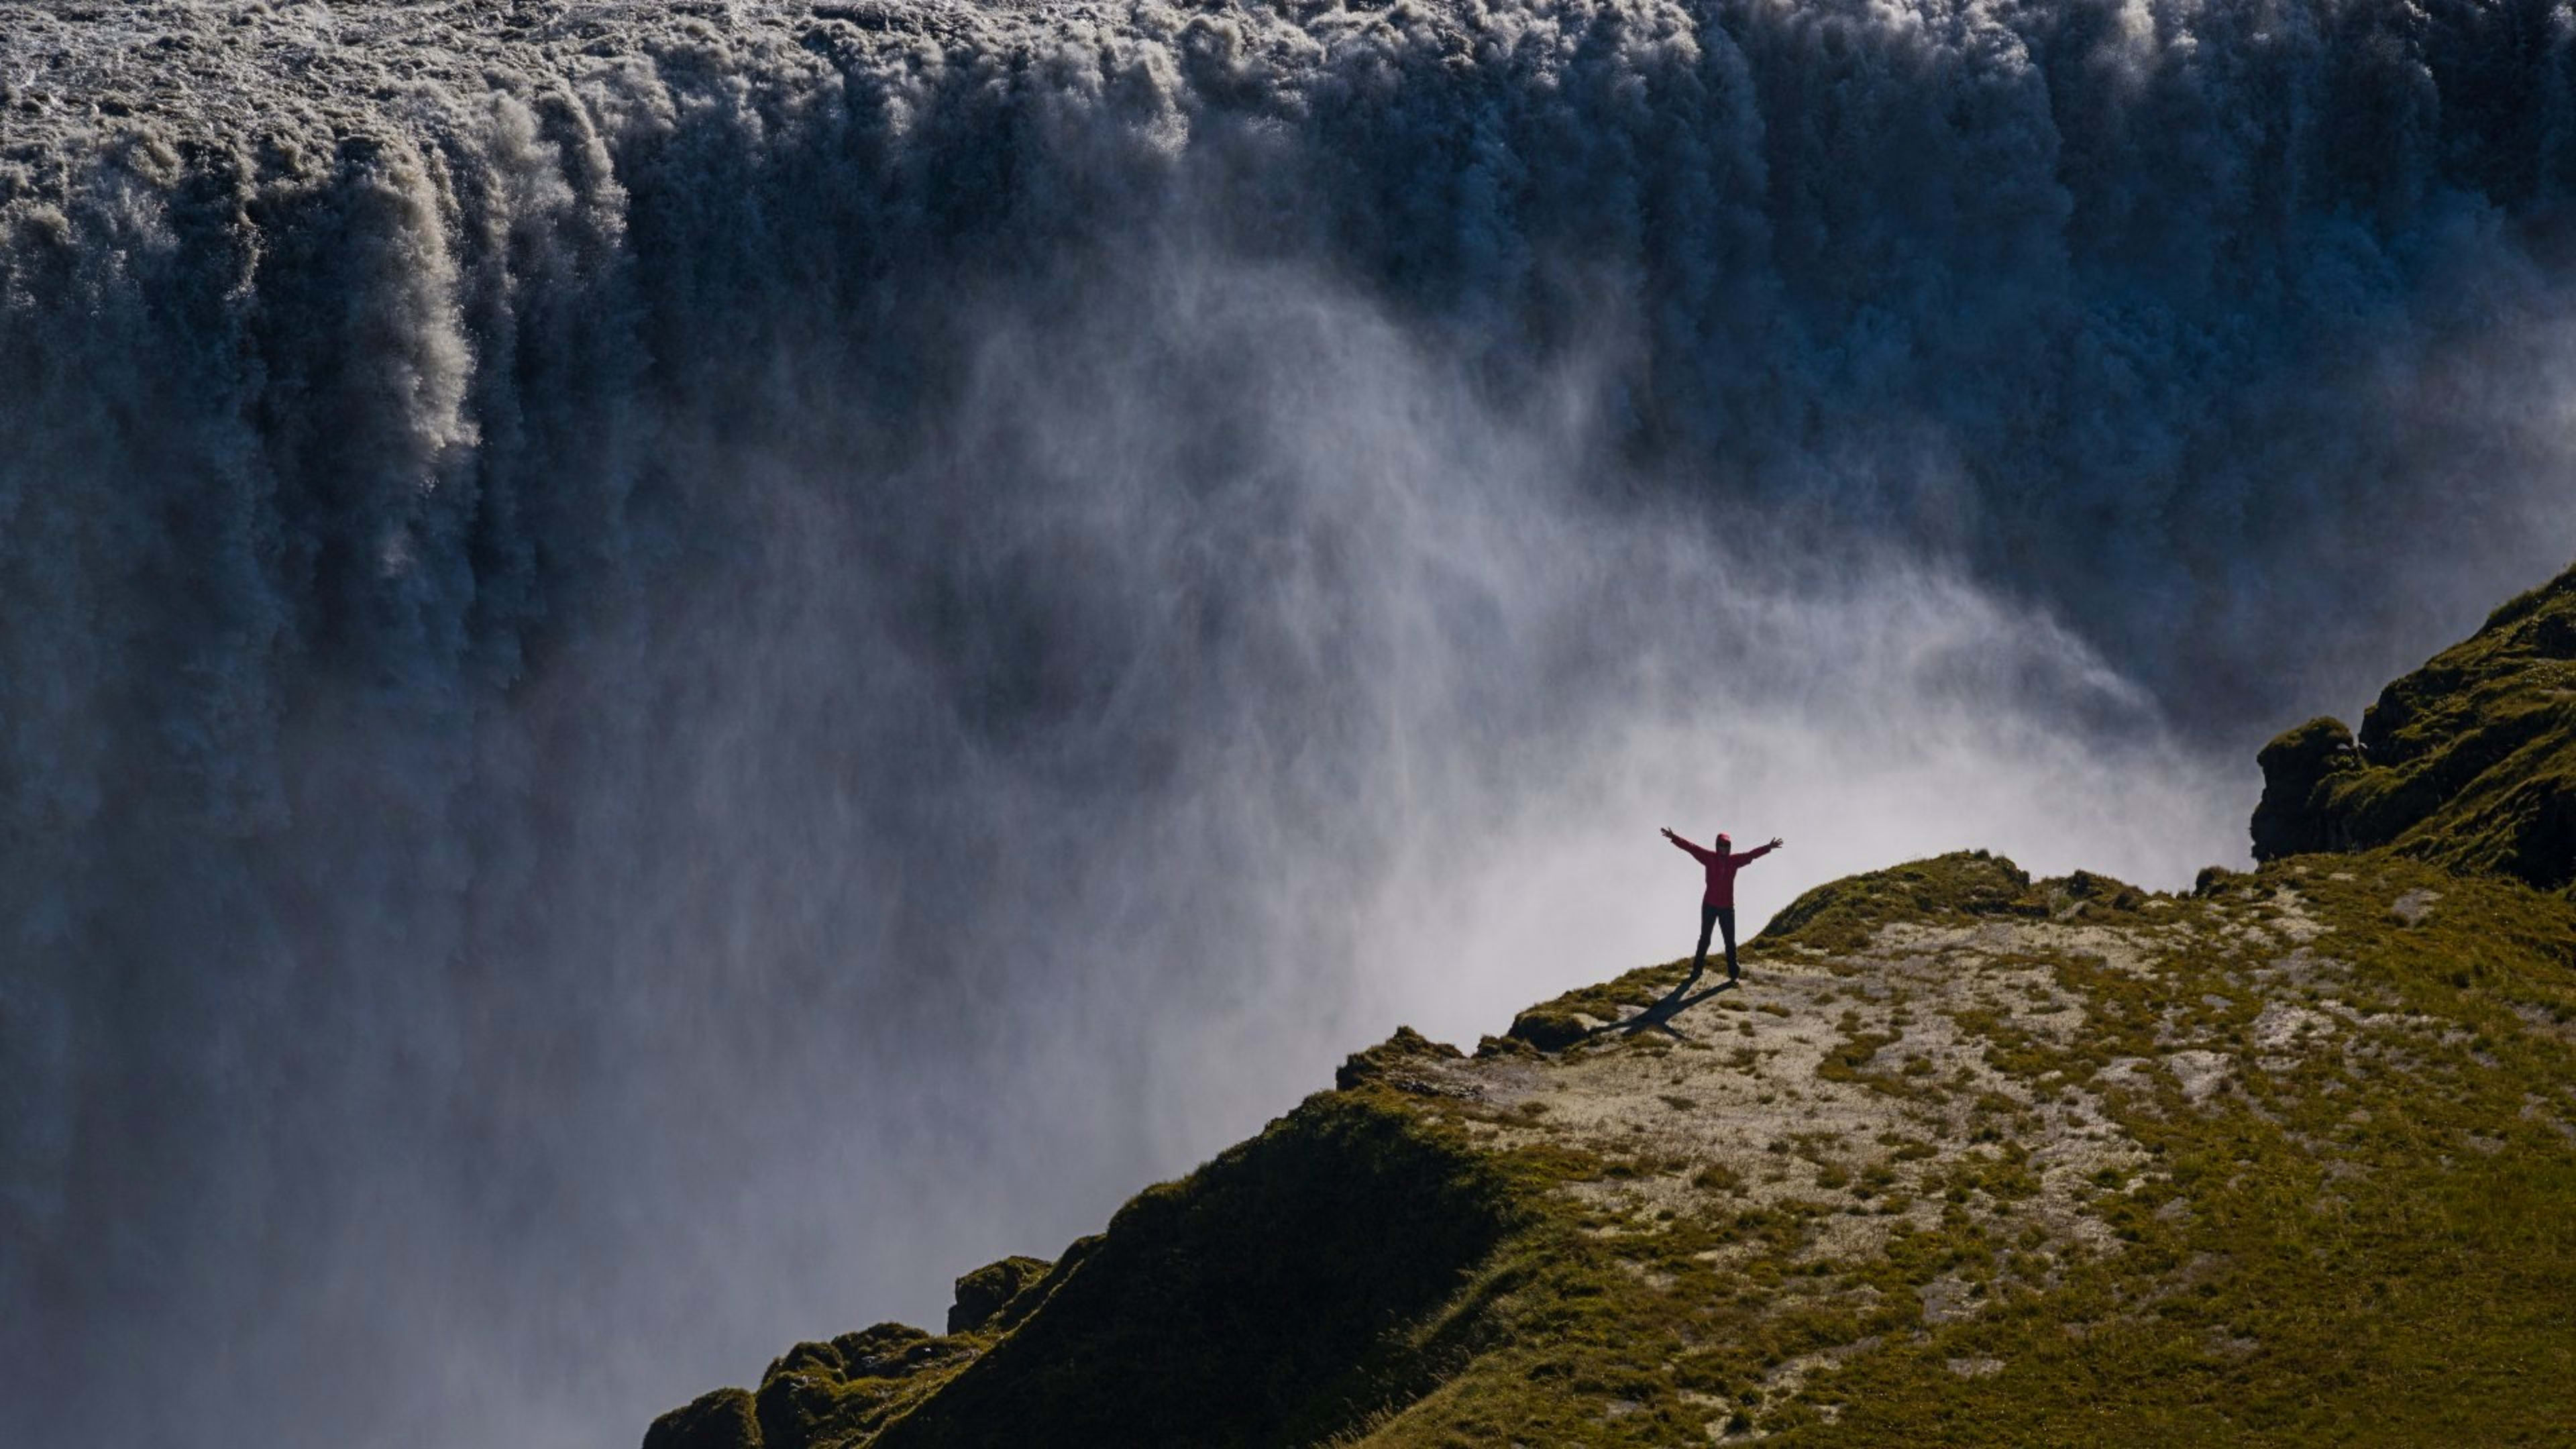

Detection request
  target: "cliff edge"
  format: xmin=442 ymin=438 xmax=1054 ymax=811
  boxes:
xmin=648 ymin=572 xmax=2576 ymax=1446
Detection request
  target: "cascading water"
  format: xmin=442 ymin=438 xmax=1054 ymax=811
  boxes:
xmin=5 ymin=1 xmax=2575 ymax=1442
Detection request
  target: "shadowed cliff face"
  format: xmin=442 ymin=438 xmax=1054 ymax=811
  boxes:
xmin=8 ymin=2 xmax=2576 ymax=1444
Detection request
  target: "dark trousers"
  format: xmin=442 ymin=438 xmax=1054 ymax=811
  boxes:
xmin=1694 ymin=904 xmax=1738 ymax=979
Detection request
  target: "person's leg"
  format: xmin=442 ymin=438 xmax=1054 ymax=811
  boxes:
xmin=1719 ymin=907 xmax=1739 ymax=979
xmin=1693 ymin=904 xmax=1717 ymax=977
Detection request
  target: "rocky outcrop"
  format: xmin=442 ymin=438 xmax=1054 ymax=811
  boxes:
xmin=2253 ymin=564 xmax=2576 ymax=890
xmin=1501 ymin=1006 xmax=1592 ymax=1052
xmin=641 ymin=1388 xmax=757 ymax=1449
xmin=1333 ymin=1026 xmax=1469 ymax=1094
xmin=1756 ymin=849 xmax=2044 ymax=949
xmin=2249 ymin=716 xmax=2365 ymax=859
xmin=943 ymin=1256 xmax=1052 ymax=1336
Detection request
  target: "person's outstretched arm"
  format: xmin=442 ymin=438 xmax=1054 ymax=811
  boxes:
xmin=1661 ymin=826 xmax=1713 ymax=862
xmin=1734 ymin=837 xmax=1785 ymax=865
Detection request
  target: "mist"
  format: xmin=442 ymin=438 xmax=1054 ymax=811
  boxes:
xmin=5 ymin=1 xmax=2576 ymax=1444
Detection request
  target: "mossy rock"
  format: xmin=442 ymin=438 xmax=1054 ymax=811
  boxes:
xmin=833 ymin=1323 xmax=932 ymax=1376
xmin=765 ymin=1339 xmax=851 ymax=1381
xmin=642 ymin=1387 xmax=759 ymax=1449
xmin=743 ymin=1324 xmax=977 ymax=1448
xmin=2250 ymin=716 xmax=2366 ymax=859
xmin=2035 ymin=869 xmax=2149 ymax=916
xmin=947 ymin=1256 xmax=1054 ymax=1334
xmin=1336 ymin=1026 xmax=1468 ymax=1090
xmin=1758 ymin=850 xmax=2040 ymax=951
xmin=2253 ymin=561 xmax=2576 ymax=891
xmin=1503 ymin=1007 xmax=1591 ymax=1053
xmin=754 ymin=1362 xmax=842 ymax=1449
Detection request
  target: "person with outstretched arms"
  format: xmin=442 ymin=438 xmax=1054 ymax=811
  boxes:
xmin=1661 ymin=827 xmax=1784 ymax=983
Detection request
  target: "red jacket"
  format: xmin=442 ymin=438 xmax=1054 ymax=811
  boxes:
xmin=1671 ymin=836 xmax=1774 ymax=907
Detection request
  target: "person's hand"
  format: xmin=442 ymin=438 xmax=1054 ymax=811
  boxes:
xmin=1770 ymin=837 xmax=1785 ymax=849
xmin=1661 ymin=826 xmax=1676 ymax=840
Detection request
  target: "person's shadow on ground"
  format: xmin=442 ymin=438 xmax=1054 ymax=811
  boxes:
xmin=1593 ymin=968 xmax=1738 ymax=1042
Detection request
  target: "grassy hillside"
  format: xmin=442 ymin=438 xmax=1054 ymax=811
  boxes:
xmin=647 ymin=578 xmax=2576 ymax=1448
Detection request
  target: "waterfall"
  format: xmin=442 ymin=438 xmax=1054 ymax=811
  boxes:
xmin=4 ymin=3 xmax=2573 ymax=1442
